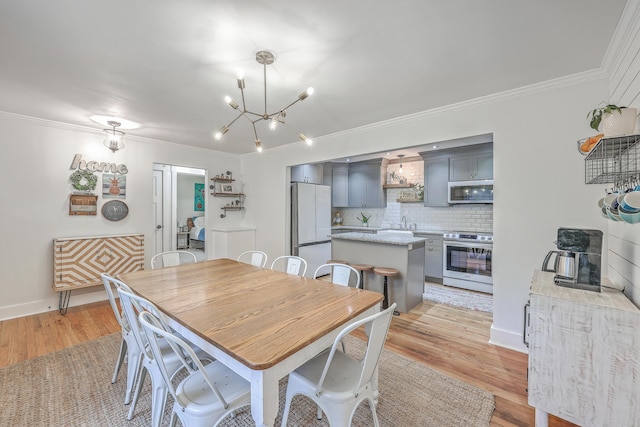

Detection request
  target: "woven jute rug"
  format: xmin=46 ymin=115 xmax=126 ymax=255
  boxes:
xmin=0 ymin=333 xmax=494 ymax=426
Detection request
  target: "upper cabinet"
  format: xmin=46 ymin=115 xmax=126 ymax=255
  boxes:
xmin=448 ymin=144 xmax=493 ymax=181
xmin=291 ymin=163 xmax=324 ymax=184
xmin=331 ymin=164 xmax=349 ymax=207
xmin=347 ymin=159 xmax=388 ymax=208
xmin=421 ymin=153 xmax=450 ymax=207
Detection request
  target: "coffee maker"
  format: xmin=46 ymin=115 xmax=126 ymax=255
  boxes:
xmin=542 ymin=227 xmax=603 ymax=292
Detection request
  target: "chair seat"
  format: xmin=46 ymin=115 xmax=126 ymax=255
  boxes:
xmin=373 ymin=267 xmax=399 ymax=277
xmin=176 ymin=360 xmax=250 ymax=415
xmin=291 ymin=349 xmax=368 ymax=402
xmin=326 ymin=259 xmax=348 ymax=264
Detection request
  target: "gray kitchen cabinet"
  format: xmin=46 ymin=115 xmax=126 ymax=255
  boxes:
xmin=415 ymin=233 xmax=443 ymax=282
xmin=331 ymin=164 xmax=349 ymax=207
xmin=420 ymin=152 xmax=450 ymax=207
xmin=291 ymin=163 xmax=323 ymax=184
xmin=347 ymin=159 xmax=387 ymax=208
xmin=449 ymin=144 xmax=493 ymax=181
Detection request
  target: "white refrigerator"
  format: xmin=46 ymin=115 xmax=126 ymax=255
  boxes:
xmin=291 ymin=182 xmax=332 ymax=278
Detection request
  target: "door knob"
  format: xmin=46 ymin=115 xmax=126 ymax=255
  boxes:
xmin=156 ymin=225 xmax=162 ymax=229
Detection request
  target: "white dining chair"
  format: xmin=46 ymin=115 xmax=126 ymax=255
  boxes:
xmin=237 ymin=250 xmax=268 ymax=267
xmin=101 ymin=273 xmax=142 ymax=406
xmin=270 ymin=255 xmax=308 ymax=276
xmin=151 ymin=250 xmax=197 ymax=269
xmin=118 ymin=288 xmax=212 ymax=427
xmin=281 ymin=303 xmax=397 ymax=427
xmin=139 ymin=310 xmax=252 ymax=427
xmin=313 ymin=263 xmax=361 ymax=289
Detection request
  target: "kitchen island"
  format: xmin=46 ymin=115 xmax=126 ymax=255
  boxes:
xmin=331 ymin=232 xmax=426 ymax=313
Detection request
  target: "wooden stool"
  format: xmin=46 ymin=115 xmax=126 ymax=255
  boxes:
xmin=327 ymin=259 xmax=348 ymax=265
xmin=351 ymin=264 xmax=374 ymax=290
xmin=373 ymin=267 xmax=400 ymax=316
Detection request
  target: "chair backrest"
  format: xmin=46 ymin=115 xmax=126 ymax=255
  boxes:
xmin=316 ymin=303 xmax=396 ymax=396
xmin=313 ymin=263 xmax=361 ymax=288
xmin=139 ymin=310 xmax=231 ymax=408
xmin=151 ymin=250 xmax=197 ymax=269
xmin=117 ymin=288 xmax=153 ymax=361
xmin=237 ymin=250 xmax=268 ymax=267
xmin=101 ymin=273 xmax=129 ymax=330
xmin=270 ymin=255 xmax=308 ymax=276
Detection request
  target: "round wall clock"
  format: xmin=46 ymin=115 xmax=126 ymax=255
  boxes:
xmin=102 ymin=200 xmax=129 ymax=221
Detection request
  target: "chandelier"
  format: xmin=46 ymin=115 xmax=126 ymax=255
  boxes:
xmin=103 ymin=121 xmax=125 ymax=153
xmin=214 ymin=50 xmax=314 ymax=152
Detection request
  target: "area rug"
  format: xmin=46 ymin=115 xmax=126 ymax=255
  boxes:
xmin=0 ymin=333 xmax=494 ymax=426
xmin=423 ymin=283 xmax=493 ymax=312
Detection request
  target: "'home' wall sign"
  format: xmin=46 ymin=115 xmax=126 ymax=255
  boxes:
xmin=69 ymin=153 xmax=128 ymax=174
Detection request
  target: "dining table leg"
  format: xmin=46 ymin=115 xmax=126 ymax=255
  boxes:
xmin=250 ymin=369 xmax=280 ymax=426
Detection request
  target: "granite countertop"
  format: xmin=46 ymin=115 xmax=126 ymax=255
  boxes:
xmin=330 ymin=231 xmax=427 ymax=245
xmin=331 ymin=225 xmax=381 ymax=231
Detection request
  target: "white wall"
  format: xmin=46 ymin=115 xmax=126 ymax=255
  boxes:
xmin=605 ymin=0 xmax=640 ymax=305
xmin=241 ymin=77 xmax=609 ymax=352
xmin=0 ymin=113 xmax=242 ymax=320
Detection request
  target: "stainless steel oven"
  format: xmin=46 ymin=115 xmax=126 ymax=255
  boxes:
xmin=442 ymin=232 xmax=493 ymax=294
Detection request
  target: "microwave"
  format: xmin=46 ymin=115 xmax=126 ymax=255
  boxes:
xmin=448 ymin=180 xmax=493 ymax=204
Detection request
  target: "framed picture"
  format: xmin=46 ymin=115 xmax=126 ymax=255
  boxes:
xmin=219 ymin=183 xmax=235 ymax=194
xmin=102 ymin=174 xmax=126 ymax=199
xmin=194 ymin=183 xmax=204 ymax=211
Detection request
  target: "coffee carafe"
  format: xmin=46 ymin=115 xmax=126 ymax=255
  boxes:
xmin=541 ymin=227 xmax=603 ymax=292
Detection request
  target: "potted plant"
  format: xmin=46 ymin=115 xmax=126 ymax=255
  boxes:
xmin=411 ymin=183 xmax=424 ymax=200
xmin=587 ymin=103 xmax=638 ymax=136
xmin=356 ymin=212 xmax=371 ymax=227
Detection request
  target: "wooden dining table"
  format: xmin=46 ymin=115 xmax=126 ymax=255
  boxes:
xmin=118 ymin=257 xmax=383 ymax=427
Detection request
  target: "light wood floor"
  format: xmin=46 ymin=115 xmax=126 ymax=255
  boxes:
xmin=0 ymin=299 xmax=574 ymax=427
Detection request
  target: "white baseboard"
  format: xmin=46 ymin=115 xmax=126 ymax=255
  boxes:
xmin=0 ymin=289 xmax=108 ymax=321
xmin=490 ymin=323 xmax=529 ymax=354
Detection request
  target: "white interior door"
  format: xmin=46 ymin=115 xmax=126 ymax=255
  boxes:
xmin=153 ymin=164 xmax=172 ymax=255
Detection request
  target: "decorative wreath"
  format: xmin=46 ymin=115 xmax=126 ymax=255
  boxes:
xmin=69 ymin=169 xmax=98 ymax=191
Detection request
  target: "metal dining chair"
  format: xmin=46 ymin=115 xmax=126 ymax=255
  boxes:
xmin=270 ymin=255 xmax=308 ymax=276
xmin=151 ymin=250 xmax=197 ymax=269
xmin=313 ymin=263 xmax=361 ymax=289
xmin=281 ymin=303 xmax=397 ymax=427
xmin=237 ymin=250 xmax=268 ymax=267
xmin=139 ymin=310 xmax=252 ymax=427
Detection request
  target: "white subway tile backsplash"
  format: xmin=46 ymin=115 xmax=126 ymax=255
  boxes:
xmin=334 ymin=159 xmax=493 ymax=232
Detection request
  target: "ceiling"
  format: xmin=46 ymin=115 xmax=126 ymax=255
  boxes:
xmin=0 ymin=1 xmax=627 ymax=155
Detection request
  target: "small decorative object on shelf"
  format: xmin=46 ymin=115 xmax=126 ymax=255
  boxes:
xmin=587 ymin=103 xmax=637 ymax=136
xmin=577 ymin=134 xmax=604 ymax=156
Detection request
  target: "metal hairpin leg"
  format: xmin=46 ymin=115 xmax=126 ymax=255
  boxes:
xmin=58 ymin=290 xmax=71 ymax=315
xmin=382 ymin=276 xmax=401 ymax=316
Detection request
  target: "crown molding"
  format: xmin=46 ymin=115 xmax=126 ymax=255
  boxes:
xmin=601 ymin=0 xmax=640 ymax=78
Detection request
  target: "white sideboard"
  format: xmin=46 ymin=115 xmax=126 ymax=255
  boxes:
xmin=528 ymin=269 xmax=640 ymax=426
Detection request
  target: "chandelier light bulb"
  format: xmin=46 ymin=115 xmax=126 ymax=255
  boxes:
xmin=224 ymin=96 xmax=239 ymax=109
xmin=299 ymin=133 xmax=313 ymax=146
xmin=269 ymin=118 xmax=278 ymax=130
xmin=255 ymin=139 xmax=263 ymax=152
xmin=298 ymin=87 xmax=314 ymax=101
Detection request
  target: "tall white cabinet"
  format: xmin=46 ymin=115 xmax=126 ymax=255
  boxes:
xmin=528 ymin=270 xmax=640 ymax=426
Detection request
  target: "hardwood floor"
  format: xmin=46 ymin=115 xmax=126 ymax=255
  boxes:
xmin=0 ymin=299 xmax=574 ymax=426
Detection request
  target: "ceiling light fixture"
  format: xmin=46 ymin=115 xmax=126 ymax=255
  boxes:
xmin=103 ymin=121 xmax=125 ymax=153
xmin=214 ymin=50 xmax=314 ymax=152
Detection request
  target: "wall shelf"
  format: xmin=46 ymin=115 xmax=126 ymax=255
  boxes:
xmin=383 ymin=183 xmax=412 ymax=189
xmin=584 ymin=133 xmax=640 ymax=184
xmin=211 ymin=174 xmax=245 ymax=217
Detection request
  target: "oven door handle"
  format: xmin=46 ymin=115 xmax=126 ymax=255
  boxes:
xmin=443 ymin=241 xmax=493 ymax=250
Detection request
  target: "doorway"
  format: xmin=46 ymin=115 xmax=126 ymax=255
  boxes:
xmin=152 ymin=164 xmax=207 ymax=261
